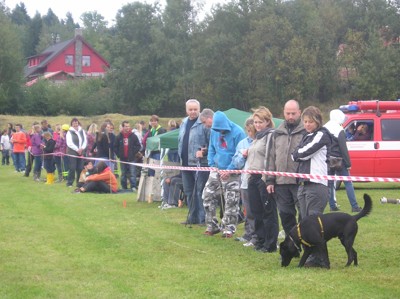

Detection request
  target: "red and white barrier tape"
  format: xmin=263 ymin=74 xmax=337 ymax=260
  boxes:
xmin=30 ymin=151 xmax=400 ymax=183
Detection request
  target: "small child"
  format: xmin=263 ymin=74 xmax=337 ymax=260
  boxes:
xmin=77 ymin=161 xmax=95 ymax=188
xmin=41 ymin=132 xmax=56 ymax=184
xmin=1 ymin=129 xmax=11 ymax=165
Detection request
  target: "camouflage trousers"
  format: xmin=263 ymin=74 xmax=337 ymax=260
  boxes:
xmin=202 ymin=171 xmax=240 ymax=233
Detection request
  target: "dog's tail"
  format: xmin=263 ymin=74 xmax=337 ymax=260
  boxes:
xmin=354 ymin=193 xmax=373 ymax=221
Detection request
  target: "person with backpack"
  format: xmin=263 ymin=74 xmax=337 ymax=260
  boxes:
xmin=324 ymin=109 xmax=362 ymax=213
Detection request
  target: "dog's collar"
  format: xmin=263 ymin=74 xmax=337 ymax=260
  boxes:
xmin=296 ymin=216 xmax=324 ymax=248
xmin=289 ymin=234 xmax=301 ymax=253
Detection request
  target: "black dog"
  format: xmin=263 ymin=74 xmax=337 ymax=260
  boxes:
xmin=280 ymin=193 xmax=372 ymax=269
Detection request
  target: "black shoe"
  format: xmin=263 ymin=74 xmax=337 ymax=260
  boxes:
xmin=180 ymin=221 xmax=194 ymax=225
xmin=330 ymin=206 xmax=340 ymax=212
xmin=352 ymin=206 xmax=362 ymax=213
xmin=254 ymin=246 xmax=277 ymax=253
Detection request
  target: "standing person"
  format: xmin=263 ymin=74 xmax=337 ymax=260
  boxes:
xmin=231 ymin=118 xmax=257 ymax=246
xmin=167 ymin=119 xmax=180 ymax=163
xmin=202 ymin=111 xmax=246 ymax=237
xmin=86 ymin=123 xmax=98 ymax=158
xmin=1 ymin=129 xmax=11 ymax=165
xmin=106 ymin=121 xmax=118 ymax=177
xmin=139 ymin=120 xmax=148 ymax=137
xmin=7 ymin=123 xmax=13 ymax=138
xmin=292 ymin=106 xmax=331 ymax=217
xmin=92 ymin=122 xmax=114 ymax=171
xmin=23 ymin=123 xmax=35 ymax=178
xmin=41 ymin=119 xmax=53 ymax=135
xmin=147 ymin=115 xmax=166 ymax=176
xmin=30 ymin=124 xmax=43 ymax=182
xmin=10 ymin=124 xmax=27 ymax=172
xmin=54 ymin=124 xmax=69 ymax=182
xmin=114 ymin=121 xmax=141 ymax=192
xmin=53 ymin=124 xmax=61 ymax=141
xmin=324 ymin=109 xmax=362 ymax=213
xmin=266 ymin=99 xmax=305 ymax=237
xmin=66 ymin=118 xmax=87 ymax=187
xmin=246 ymin=107 xmax=279 ymax=252
xmin=178 ymin=100 xmax=212 ymax=225
xmin=292 ymin=106 xmax=331 ymax=268
xmin=132 ymin=122 xmax=143 ymax=151
xmin=41 ymin=132 xmax=56 ymax=185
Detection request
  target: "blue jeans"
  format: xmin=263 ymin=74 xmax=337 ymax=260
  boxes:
xmin=182 ymin=169 xmax=209 ymax=224
xmin=14 ymin=152 xmax=26 ymax=171
xmin=148 ymin=152 xmax=160 ymax=177
xmin=33 ymin=156 xmax=42 ymax=173
xmin=329 ymin=167 xmax=359 ymax=209
xmin=167 ymin=150 xmax=180 ymax=163
xmin=120 ymin=162 xmax=136 ymax=189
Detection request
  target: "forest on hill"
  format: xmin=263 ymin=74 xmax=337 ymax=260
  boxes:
xmin=0 ymin=0 xmax=399 ymax=117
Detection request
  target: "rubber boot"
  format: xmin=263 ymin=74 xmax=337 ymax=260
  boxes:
xmin=45 ymin=173 xmax=55 ymax=185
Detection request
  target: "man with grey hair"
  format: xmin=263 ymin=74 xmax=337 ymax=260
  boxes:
xmin=178 ymin=100 xmax=212 ymax=225
xmin=199 ymin=108 xmax=214 ymax=129
xmin=266 ymin=99 xmax=305 ymax=236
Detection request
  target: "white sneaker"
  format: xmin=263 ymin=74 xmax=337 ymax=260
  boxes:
xmin=162 ymin=204 xmax=178 ymax=210
xmin=243 ymin=241 xmax=255 ymax=247
xmin=158 ymin=202 xmax=168 ymax=209
xmin=132 ymin=187 xmax=137 ymax=193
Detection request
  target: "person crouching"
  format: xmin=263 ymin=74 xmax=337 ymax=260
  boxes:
xmin=76 ymin=161 xmax=118 ymax=193
xmin=41 ymin=132 xmax=56 ymax=184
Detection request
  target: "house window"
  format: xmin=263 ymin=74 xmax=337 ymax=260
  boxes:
xmin=65 ymin=55 xmax=73 ymax=66
xmin=82 ymin=56 xmax=91 ymax=67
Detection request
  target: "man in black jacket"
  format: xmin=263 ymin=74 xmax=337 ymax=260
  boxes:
xmin=114 ymin=121 xmax=141 ymax=192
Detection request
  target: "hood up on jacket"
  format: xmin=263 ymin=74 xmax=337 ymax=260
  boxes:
xmin=324 ymin=109 xmax=346 ymax=138
xmin=329 ymin=109 xmax=345 ymax=125
xmin=211 ymin=111 xmax=232 ymax=133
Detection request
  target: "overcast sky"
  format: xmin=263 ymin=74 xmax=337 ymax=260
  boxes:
xmin=4 ymin=0 xmax=229 ymax=25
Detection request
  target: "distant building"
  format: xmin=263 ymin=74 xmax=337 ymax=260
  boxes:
xmin=24 ymin=29 xmax=110 ymax=86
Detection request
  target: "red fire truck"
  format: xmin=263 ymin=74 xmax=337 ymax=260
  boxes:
xmin=339 ymin=100 xmax=400 ymax=179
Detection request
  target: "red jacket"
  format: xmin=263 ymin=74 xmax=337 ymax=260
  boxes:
xmin=11 ymin=131 xmax=27 ymax=153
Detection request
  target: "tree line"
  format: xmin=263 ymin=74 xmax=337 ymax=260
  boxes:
xmin=0 ymin=0 xmax=399 ymax=117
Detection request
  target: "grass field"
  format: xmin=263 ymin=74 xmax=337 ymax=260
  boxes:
xmin=1 ymin=164 xmax=399 ymax=298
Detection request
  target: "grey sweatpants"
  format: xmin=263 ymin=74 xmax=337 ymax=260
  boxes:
xmin=297 ymin=182 xmax=328 ymax=217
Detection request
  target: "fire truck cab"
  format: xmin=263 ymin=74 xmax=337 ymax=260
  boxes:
xmin=340 ymin=100 xmax=400 ymax=178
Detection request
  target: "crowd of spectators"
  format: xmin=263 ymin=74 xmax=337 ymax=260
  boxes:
xmin=1 ymin=116 xmax=175 ymax=194
xmin=2 ymin=100 xmax=364 ymax=268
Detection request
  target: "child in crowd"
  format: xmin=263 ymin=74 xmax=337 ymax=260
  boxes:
xmin=77 ymin=161 xmax=95 ymax=188
xmin=1 ymin=129 xmax=11 ymax=165
xmin=41 ymin=132 xmax=56 ymax=185
xmin=54 ymin=124 xmax=69 ymax=182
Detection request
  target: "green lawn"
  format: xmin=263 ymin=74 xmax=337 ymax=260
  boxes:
xmin=1 ymin=164 xmax=399 ymax=298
